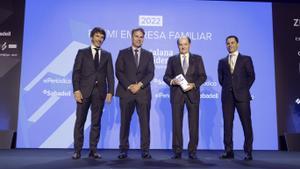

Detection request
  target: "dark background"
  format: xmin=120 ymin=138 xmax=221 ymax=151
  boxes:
xmin=0 ymin=0 xmax=25 ymax=148
xmin=273 ymin=2 xmax=300 ymax=150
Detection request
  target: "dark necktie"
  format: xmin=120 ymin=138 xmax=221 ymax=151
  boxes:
xmin=134 ymin=49 xmax=139 ymax=67
xmin=94 ymin=48 xmax=99 ymax=69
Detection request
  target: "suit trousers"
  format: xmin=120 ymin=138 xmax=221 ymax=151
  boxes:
xmin=172 ymin=94 xmax=199 ymax=154
xmin=119 ymin=96 xmax=151 ymax=152
xmin=222 ymin=90 xmax=253 ymax=154
xmin=73 ymin=86 xmax=105 ymax=153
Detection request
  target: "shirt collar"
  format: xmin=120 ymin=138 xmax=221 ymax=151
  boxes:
xmin=91 ymin=44 xmax=100 ymax=51
xmin=132 ymin=46 xmax=141 ymax=52
xmin=229 ymin=50 xmax=239 ymax=57
xmin=180 ymin=53 xmax=190 ymax=58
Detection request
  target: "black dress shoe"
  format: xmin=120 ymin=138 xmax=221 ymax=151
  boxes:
xmin=219 ymin=152 xmax=234 ymax=159
xmin=141 ymin=151 xmax=152 ymax=159
xmin=171 ymin=153 xmax=182 ymax=159
xmin=72 ymin=152 xmax=81 ymax=160
xmin=244 ymin=153 xmax=253 ymax=161
xmin=88 ymin=151 xmax=102 ymax=159
xmin=188 ymin=152 xmax=198 ymax=159
xmin=118 ymin=152 xmax=128 ymax=159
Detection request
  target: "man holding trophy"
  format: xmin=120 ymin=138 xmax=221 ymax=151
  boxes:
xmin=163 ymin=36 xmax=207 ymax=159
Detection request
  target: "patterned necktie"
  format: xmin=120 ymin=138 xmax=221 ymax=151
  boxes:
xmin=182 ymin=55 xmax=188 ymax=75
xmin=134 ymin=49 xmax=139 ymax=67
xmin=229 ymin=54 xmax=234 ymax=74
xmin=94 ymin=48 xmax=100 ymax=69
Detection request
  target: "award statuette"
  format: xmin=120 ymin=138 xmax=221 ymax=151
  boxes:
xmin=175 ymin=74 xmax=189 ymax=91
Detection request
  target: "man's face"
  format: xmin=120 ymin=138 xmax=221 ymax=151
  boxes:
xmin=178 ymin=38 xmax=190 ymax=54
xmin=91 ymin=32 xmax=105 ymax=48
xmin=132 ymin=31 xmax=144 ymax=48
xmin=226 ymin=37 xmax=239 ymax=53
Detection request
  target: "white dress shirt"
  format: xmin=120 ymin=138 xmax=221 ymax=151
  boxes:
xmin=180 ymin=53 xmax=190 ymax=68
xmin=91 ymin=44 xmax=101 ymax=61
xmin=228 ymin=50 xmax=239 ymax=72
xmin=132 ymin=46 xmax=141 ymax=65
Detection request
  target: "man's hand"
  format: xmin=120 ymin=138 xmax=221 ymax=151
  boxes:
xmin=105 ymin=93 xmax=112 ymax=103
xmin=74 ymin=90 xmax=83 ymax=103
xmin=130 ymin=84 xmax=141 ymax=94
xmin=184 ymin=83 xmax=196 ymax=92
xmin=128 ymin=84 xmax=134 ymax=94
xmin=128 ymin=82 xmax=143 ymax=94
xmin=171 ymin=79 xmax=181 ymax=85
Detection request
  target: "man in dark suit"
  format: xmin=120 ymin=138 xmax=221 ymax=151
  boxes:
xmin=163 ymin=36 xmax=207 ymax=159
xmin=115 ymin=28 xmax=154 ymax=159
xmin=72 ymin=27 xmax=114 ymax=159
xmin=218 ymin=35 xmax=255 ymax=161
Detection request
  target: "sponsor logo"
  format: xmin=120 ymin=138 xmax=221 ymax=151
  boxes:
xmin=1 ymin=42 xmax=7 ymax=51
xmin=8 ymin=44 xmax=17 ymax=49
xmin=294 ymin=19 xmax=300 ymax=27
xmin=296 ymin=98 xmax=300 ymax=104
xmin=0 ymin=31 xmax=11 ymax=37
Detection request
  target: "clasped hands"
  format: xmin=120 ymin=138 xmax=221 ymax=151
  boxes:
xmin=128 ymin=82 xmax=143 ymax=94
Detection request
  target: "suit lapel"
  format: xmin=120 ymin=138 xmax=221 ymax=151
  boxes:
xmin=232 ymin=54 xmax=242 ymax=75
xmin=175 ymin=54 xmax=184 ymax=75
xmin=127 ymin=47 xmax=138 ymax=71
xmin=87 ymin=47 xmax=96 ymax=71
xmin=137 ymin=48 xmax=146 ymax=72
xmin=185 ymin=53 xmax=193 ymax=75
xmin=88 ymin=47 xmax=94 ymax=61
xmin=97 ymin=50 xmax=106 ymax=70
xmin=225 ymin=55 xmax=231 ymax=73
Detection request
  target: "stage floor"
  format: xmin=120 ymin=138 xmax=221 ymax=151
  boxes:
xmin=0 ymin=149 xmax=300 ymax=169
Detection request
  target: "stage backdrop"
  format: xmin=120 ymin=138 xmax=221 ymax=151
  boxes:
xmin=17 ymin=0 xmax=277 ymax=150
xmin=273 ymin=2 xmax=300 ymax=149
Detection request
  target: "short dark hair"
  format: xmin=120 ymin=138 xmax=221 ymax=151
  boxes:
xmin=90 ymin=27 xmax=106 ymax=40
xmin=177 ymin=36 xmax=191 ymax=45
xmin=226 ymin=35 xmax=239 ymax=43
xmin=131 ymin=27 xmax=145 ymax=37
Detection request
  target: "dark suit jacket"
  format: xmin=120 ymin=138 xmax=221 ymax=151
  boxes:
xmin=163 ymin=53 xmax=207 ymax=104
xmin=218 ymin=53 xmax=255 ymax=102
xmin=115 ymin=47 xmax=154 ymax=100
xmin=72 ymin=47 xmax=114 ymax=99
